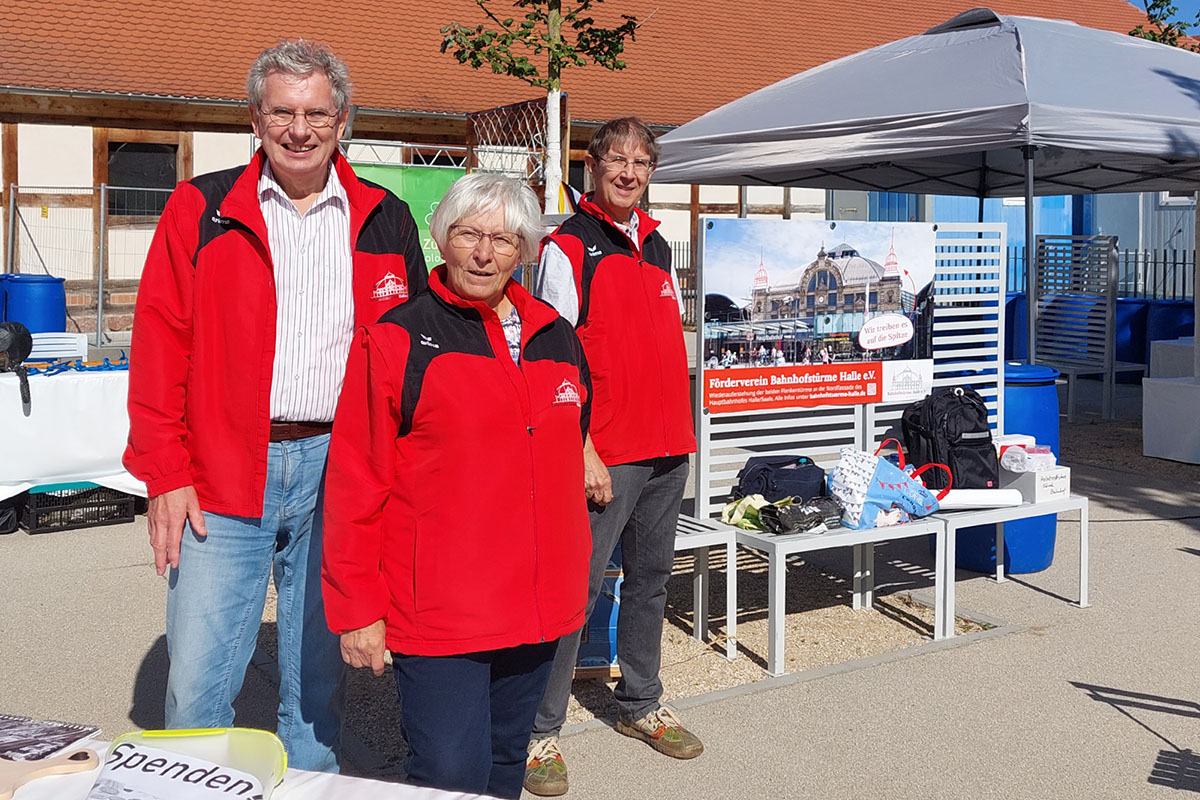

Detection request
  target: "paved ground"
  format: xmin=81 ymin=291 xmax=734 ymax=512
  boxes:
xmin=2 ymin=378 xmax=1199 ymax=799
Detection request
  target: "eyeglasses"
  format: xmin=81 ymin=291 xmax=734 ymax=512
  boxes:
xmin=597 ymin=155 xmax=655 ymax=176
xmin=257 ymin=107 xmax=341 ymax=129
xmin=449 ymin=225 xmax=522 ymax=257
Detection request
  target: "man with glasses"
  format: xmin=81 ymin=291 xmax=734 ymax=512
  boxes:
xmin=525 ymin=118 xmax=700 ymax=797
xmin=124 ymin=40 xmax=425 ymax=772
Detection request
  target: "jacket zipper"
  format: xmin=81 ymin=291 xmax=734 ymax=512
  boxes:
xmin=493 ymin=312 xmax=547 ymax=642
xmin=636 ymin=255 xmax=672 ymax=456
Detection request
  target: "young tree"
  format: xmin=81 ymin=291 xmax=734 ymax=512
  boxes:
xmin=441 ymin=0 xmax=639 ymax=212
xmin=1130 ymin=0 xmax=1199 ymax=50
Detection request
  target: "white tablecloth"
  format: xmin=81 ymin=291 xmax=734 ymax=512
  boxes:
xmin=13 ymin=741 xmax=489 ymax=800
xmin=0 ymin=371 xmax=146 ymax=502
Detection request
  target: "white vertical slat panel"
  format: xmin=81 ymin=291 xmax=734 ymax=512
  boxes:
xmin=865 ymin=222 xmax=1007 ymax=446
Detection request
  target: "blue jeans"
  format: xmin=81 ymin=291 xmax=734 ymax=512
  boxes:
xmin=164 ymin=434 xmax=345 ymax=772
xmin=393 ymin=641 xmax=557 ymax=800
xmin=533 ymin=455 xmax=689 ymax=737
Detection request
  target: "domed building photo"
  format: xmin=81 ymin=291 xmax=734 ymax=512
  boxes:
xmin=703 ymin=219 xmax=936 ymax=367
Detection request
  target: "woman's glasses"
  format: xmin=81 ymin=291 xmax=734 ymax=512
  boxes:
xmin=449 ymin=225 xmax=522 ymax=257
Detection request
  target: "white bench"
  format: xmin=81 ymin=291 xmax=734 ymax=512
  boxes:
xmin=932 ymin=495 xmax=1090 ymax=638
xmin=674 ymin=515 xmax=738 ymax=659
xmin=732 ymin=518 xmax=947 ymax=677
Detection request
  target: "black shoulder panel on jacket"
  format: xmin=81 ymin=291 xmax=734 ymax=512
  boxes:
xmin=357 ymin=180 xmax=429 ymax=297
xmin=356 ymin=181 xmax=417 ymax=255
xmin=641 ymin=230 xmax=673 ymax=275
xmin=523 ymin=312 xmax=582 ymax=367
xmin=189 ymin=166 xmax=247 ymax=264
xmin=377 ymin=291 xmax=493 ymax=437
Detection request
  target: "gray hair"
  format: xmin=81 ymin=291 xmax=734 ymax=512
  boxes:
xmin=246 ymin=40 xmax=353 ymax=113
xmin=430 ymin=173 xmax=544 ymax=264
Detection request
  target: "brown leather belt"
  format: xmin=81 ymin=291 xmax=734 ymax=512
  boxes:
xmin=269 ymin=421 xmax=334 ymax=442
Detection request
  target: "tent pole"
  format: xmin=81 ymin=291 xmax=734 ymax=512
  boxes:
xmin=977 ymin=152 xmax=987 ymax=224
xmin=1024 ymin=145 xmax=1036 ymax=365
xmin=1194 ymin=188 xmax=1199 ymax=382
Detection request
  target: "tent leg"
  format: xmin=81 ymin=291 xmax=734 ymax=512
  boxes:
xmin=1024 ymin=146 xmax=1036 ymax=365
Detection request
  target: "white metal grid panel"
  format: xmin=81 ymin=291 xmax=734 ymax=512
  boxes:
xmin=696 ymin=404 xmax=862 ymax=520
xmin=864 ymin=222 xmax=1007 ymax=446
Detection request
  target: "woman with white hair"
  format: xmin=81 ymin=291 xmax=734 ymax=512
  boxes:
xmin=321 ymin=172 xmax=591 ymax=799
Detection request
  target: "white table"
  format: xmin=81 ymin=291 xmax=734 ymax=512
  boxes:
xmin=733 ymin=518 xmax=947 ymax=677
xmin=0 ymin=371 xmax=145 ymax=502
xmin=932 ymin=494 xmax=1090 ymax=638
xmin=12 ymin=740 xmax=490 ymax=799
xmin=675 ymin=516 xmax=738 ymax=659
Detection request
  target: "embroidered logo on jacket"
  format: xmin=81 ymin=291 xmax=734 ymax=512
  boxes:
xmin=586 ymin=245 xmax=603 ymax=258
xmin=371 ymin=272 xmax=409 ymax=301
xmin=660 ymin=279 xmax=676 ymax=299
xmin=419 ymin=334 xmax=440 ymax=349
xmin=553 ymin=379 xmax=582 ymax=407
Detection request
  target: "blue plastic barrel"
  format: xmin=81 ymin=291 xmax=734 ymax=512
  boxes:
xmin=0 ymin=274 xmax=9 ymax=322
xmin=956 ymin=362 xmax=1060 ymax=574
xmin=4 ymin=274 xmax=66 ymax=333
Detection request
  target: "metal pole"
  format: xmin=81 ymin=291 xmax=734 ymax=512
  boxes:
xmin=5 ymin=183 xmax=15 ymax=274
xmin=97 ymin=184 xmax=107 ymax=347
xmin=1024 ymin=146 xmax=1036 ymax=365
xmin=1193 ymin=188 xmax=1199 ymax=383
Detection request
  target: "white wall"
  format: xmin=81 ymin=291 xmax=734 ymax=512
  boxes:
xmin=193 ymin=131 xmax=255 ymax=176
xmin=17 ymin=124 xmax=92 ymax=187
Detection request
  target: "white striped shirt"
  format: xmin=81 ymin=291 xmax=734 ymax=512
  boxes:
xmin=259 ymin=161 xmax=354 ymax=422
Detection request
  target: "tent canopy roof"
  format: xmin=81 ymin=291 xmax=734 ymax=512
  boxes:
xmin=655 ymin=8 xmax=1200 ymax=197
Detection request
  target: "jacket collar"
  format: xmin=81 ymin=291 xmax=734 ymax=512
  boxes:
xmin=215 ymin=149 xmax=384 ymax=246
xmin=578 ymin=195 xmax=660 ymax=250
xmin=428 ymin=266 xmax=560 ymax=333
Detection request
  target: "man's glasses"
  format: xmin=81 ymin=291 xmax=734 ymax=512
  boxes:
xmin=257 ymin=107 xmax=340 ymax=129
xmin=449 ymin=225 xmax=522 ymax=257
xmin=597 ymin=155 xmax=655 ymax=176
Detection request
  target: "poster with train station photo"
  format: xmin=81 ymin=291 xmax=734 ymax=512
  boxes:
xmin=699 ymin=218 xmax=936 ymax=414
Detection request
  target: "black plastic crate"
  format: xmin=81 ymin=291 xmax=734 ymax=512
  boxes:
xmin=21 ymin=486 xmax=136 ymax=534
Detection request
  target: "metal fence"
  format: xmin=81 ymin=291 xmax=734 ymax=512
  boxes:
xmin=1006 ymin=245 xmax=1194 ymax=299
xmin=5 ymin=184 xmax=171 ymax=345
xmin=670 ymin=241 xmax=696 ymax=328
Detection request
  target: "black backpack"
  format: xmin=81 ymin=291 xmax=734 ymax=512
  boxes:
xmin=900 ymin=387 xmax=999 ymax=490
xmin=730 ymin=455 xmax=827 ymax=503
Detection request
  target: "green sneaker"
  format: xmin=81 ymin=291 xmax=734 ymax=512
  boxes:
xmin=524 ymin=735 xmax=569 ymax=796
xmin=616 ymin=706 xmax=704 ymax=760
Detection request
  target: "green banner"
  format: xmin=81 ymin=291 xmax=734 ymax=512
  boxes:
xmin=351 ymin=164 xmax=465 ymax=270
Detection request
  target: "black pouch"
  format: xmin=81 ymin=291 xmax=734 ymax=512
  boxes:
xmin=760 ymin=503 xmax=826 ymax=535
xmin=0 ymin=491 xmax=27 ymax=534
xmin=731 ymin=456 xmax=827 ymax=503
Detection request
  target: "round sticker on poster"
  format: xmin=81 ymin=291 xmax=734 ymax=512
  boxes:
xmin=858 ymin=313 xmax=914 ymax=350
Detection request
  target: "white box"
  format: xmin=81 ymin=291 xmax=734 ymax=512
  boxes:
xmin=1000 ymin=466 xmax=1071 ymax=503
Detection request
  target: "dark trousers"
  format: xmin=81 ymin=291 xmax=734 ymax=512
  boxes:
xmin=533 ymin=455 xmax=690 ymax=737
xmin=392 ymin=641 xmax=557 ymax=799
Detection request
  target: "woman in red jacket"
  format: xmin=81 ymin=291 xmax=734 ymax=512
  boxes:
xmin=322 ymin=172 xmax=591 ymax=799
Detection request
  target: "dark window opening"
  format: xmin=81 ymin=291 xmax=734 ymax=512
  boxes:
xmin=108 ymin=142 xmax=177 ymax=216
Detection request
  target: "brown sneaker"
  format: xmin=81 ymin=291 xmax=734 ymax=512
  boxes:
xmin=615 ymin=706 xmax=704 ymax=759
xmin=524 ymin=735 xmax=569 ymax=796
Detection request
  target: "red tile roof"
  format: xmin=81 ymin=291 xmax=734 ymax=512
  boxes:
xmin=0 ymin=0 xmax=1152 ymax=127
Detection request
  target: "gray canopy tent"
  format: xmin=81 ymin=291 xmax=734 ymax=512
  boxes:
xmin=654 ymin=7 xmax=1200 ymax=378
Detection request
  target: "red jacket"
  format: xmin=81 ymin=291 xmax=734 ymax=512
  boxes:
xmin=123 ymin=150 xmax=427 ymax=517
xmin=544 ymin=197 xmax=696 ymax=466
xmin=322 ymin=268 xmax=591 ymax=656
